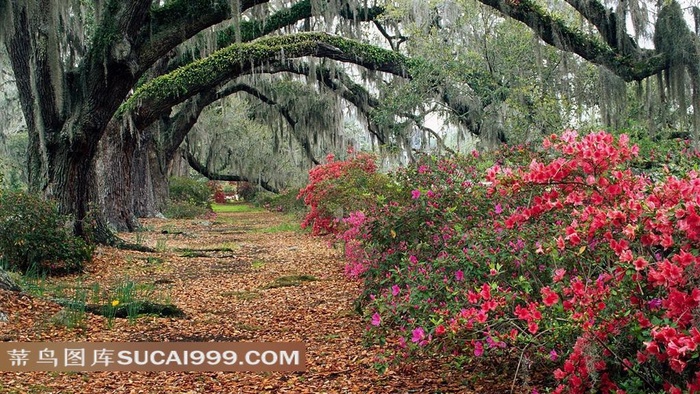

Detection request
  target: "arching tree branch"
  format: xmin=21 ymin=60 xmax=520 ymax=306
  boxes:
xmin=138 ymin=0 xmax=270 ymax=67
xmin=120 ymin=32 xmax=412 ymax=131
xmin=185 ymin=150 xmax=279 ymax=193
xmin=475 ymin=0 xmax=665 ymax=81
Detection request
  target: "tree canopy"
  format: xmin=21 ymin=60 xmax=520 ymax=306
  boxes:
xmin=0 ymin=0 xmax=697 ymax=241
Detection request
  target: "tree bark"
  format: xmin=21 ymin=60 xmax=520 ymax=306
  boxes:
xmin=95 ymin=121 xmax=140 ymax=232
xmin=131 ymin=125 xmax=170 ymax=218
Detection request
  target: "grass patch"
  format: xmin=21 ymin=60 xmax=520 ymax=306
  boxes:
xmin=251 ymin=260 xmax=265 ymax=269
xmin=155 ymin=237 xmax=168 ymax=252
xmin=146 ymin=256 xmax=165 ymax=265
xmin=220 ymin=290 xmax=260 ymax=300
xmin=177 ymin=246 xmax=238 ymax=257
xmin=19 ymin=275 xmax=178 ymax=326
xmin=180 ymin=249 xmax=208 ymax=258
xmin=212 ymin=203 xmax=264 ymax=213
xmin=263 ymin=275 xmax=318 ymax=289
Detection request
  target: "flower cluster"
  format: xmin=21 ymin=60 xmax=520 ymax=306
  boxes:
xmin=300 ymin=132 xmax=700 ymax=392
xmin=297 ymin=152 xmax=379 ymax=235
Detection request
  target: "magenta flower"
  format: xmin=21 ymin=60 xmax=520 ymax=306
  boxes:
xmin=455 ymin=270 xmax=464 ymax=281
xmin=474 ymin=341 xmax=484 ymax=357
xmin=549 ymin=349 xmax=558 ymax=361
xmin=411 ymin=189 xmax=421 ymax=199
xmin=494 ymin=203 xmax=503 ymax=214
xmin=391 ymin=284 xmax=401 ymax=296
xmin=370 ymin=312 xmax=381 ymax=326
xmin=398 ymin=336 xmax=407 ymax=348
xmin=411 ymin=327 xmax=425 ymax=343
xmin=409 ymin=255 xmax=418 ymax=264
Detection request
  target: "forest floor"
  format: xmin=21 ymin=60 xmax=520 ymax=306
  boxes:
xmin=0 ymin=204 xmax=542 ymax=393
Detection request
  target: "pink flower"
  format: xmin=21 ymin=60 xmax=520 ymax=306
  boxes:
xmin=411 ymin=327 xmax=426 ymax=343
xmin=455 ymin=270 xmax=464 ymax=281
xmin=370 ymin=312 xmax=381 ymax=326
xmin=553 ymin=268 xmax=566 ymax=282
xmin=633 ymin=256 xmax=648 ymax=271
xmin=398 ymin=336 xmax=407 ymax=348
xmin=494 ymin=203 xmax=503 ymax=214
xmin=528 ymin=322 xmax=539 ymax=334
xmin=409 ymin=255 xmax=418 ymax=264
xmin=411 ymin=189 xmax=421 ymax=199
xmin=391 ymin=284 xmax=401 ymax=296
xmin=550 ymin=349 xmax=558 ymax=361
xmin=474 ymin=341 xmax=484 ymax=357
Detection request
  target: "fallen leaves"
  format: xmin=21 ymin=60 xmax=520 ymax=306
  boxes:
xmin=0 ymin=207 xmax=531 ymax=393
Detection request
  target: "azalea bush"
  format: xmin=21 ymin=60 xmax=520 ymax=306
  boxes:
xmin=237 ymin=181 xmax=257 ymax=201
xmin=303 ymin=131 xmax=700 ymax=393
xmin=297 ymin=152 xmax=397 ymax=235
xmin=208 ymin=181 xmax=226 ymax=204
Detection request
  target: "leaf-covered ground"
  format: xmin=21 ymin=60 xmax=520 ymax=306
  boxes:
xmin=0 ymin=206 xmax=535 ymax=393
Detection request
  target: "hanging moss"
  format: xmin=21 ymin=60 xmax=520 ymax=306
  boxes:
xmin=150 ymin=0 xmax=229 ymax=31
xmin=218 ymin=0 xmax=314 ymax=46
xmin=654 ymin=0 xmax=700 ymax=136
xmin=119 ymin=32 xmax=411 ymax=116
xmin=506 ymin=0 xmax=664 ymax=82
xmin=88 ymin=0 xmax=121 ymax=58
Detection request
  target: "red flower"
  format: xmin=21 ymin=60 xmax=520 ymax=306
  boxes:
xmin=435 ymin=325 xmax=446 ymax=336
xmin=632 ymin=257 xmax=648 ymax=271
xmin=541 ymin=286 xmax=560 ymax=306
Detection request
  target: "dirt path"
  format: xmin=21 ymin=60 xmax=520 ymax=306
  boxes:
xmin=0 ymin=207 xmax=509 ymax=393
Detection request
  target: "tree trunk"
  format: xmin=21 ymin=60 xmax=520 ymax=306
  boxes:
xmin=95 ymin=121 xmax=140 ymax=232
xmin=43 ymin=142 xmax=119 ymax=244
xmin=132 ymin=124 xmax=170 ymax=218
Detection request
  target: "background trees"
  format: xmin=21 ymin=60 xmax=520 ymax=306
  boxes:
xmin=0 ymin=0 xmax=697 ymax=242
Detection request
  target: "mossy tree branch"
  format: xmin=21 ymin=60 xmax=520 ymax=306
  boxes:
xmin=120 ymin=32 xmax=411 ymax=130
xmin=138 ymin=0 xmax=271 ymax=67
xmin=475 ymin=0 xmax=666 ymax=81
xmin=163 ymin=0 xmax=386 ymax=74
xmin=217 ymin=0 xmax=385 ymax=46
xmin=561 ymin=0 xmax=637 ymax=53
xmin=160 ymin=82 xmax=320 ymax=167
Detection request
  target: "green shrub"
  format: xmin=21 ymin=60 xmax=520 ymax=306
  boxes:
xmin=0 ymin=191 xmax=93 ymax=276
xmin=163 ymin=201 xmax=210 ymax=219
xmin=254 ymin=189 xmax=307 ymax=214
xmin=168 ymin=177 xmax=212 ymax=207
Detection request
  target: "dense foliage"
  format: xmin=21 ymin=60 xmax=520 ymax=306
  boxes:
xmin=301 ymin=131 xmax=700 ymax=393
xmin=168 ymin=177 xmax=213 ymax=207
xmin=0 ymin=191 xmax=93 ymax=276
xmin=164 ymin=177 xmax=213 ymax=219
xmin=237 ymin=182 xmax=257 ymax=202
xmin=255 ymin=189 xmax=307 ymax=214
